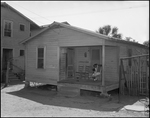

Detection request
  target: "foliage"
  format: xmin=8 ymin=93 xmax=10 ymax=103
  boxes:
xmin=143 ymin=40 xmax=149 ymax=47
xmin=96 ymin=25 xmax=122 ymax=39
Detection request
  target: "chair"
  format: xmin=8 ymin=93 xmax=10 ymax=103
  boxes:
xmin=82 ymin=66 xmax=91 ymax=80
xmin=75 ymin=65 xmax=84 ymax=81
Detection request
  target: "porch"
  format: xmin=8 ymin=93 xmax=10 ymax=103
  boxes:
xmin=59 ymin=45 xmax=119 ymax=93
xmin=58 ymin=78 xmax=119 ymax=92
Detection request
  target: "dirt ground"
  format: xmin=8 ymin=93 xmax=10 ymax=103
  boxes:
xmin=1 ymin=81 xmax=149 ymax=117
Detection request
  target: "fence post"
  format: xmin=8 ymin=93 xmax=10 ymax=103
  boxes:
xmin=146 ymin=56 xmax=149 ymax=96
xmin=118 ymin=59 xmax=122 ymax=103
xmin=5 ymin=61 xmax=10 ymax=86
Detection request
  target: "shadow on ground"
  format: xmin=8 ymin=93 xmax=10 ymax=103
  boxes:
xmin=6 ymin=84 xmax=145 ymax=112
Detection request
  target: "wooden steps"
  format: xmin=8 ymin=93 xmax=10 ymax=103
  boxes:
xmin=8 ymin=72 xmax=19 ymax=81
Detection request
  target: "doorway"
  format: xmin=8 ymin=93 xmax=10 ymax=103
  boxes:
xmin=91 ymin=47 xmax=102 ymax=66
xmin=2 ymin=49 xmax=13 ymax=70
xmin=67 ymin=48 xmax=75 ymax=78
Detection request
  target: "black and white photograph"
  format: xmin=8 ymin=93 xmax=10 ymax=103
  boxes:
xmin=1 ymin=1 xmax=149 ymax=117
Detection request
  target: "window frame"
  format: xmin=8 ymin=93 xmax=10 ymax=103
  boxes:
xmin=3 ymin=20 xmax=13 ymax=37
xmin=36 ymin=46 xmax=46 ymax=69
xmin=20 ymin=50 xmax=25 ymax=56
xmin=19 ymin=23 xmax=25 ymax=31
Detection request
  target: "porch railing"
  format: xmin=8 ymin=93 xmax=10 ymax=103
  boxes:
xmin=4 ymin=57 xmax=25 ymax=86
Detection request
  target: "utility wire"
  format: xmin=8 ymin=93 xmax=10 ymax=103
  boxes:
xmin=11 ymin=2 xmax=55 ymax=23
xmin=9 ymin=2 xmax=148 ymax=23
xmin=30 ymin=5 xmax=149 ymax=18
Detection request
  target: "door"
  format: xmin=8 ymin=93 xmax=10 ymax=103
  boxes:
xmin=60 ymin=48 xmax=67 ymax=80
xmin=91 ymin=47 xmax=101 ymax=67
xmin=67 ymin=48 xmax=75 ymax=78
xmin=2 ymin=49 xmax=13 ymax=70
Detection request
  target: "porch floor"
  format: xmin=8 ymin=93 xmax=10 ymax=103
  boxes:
xmin=58 ymin=78 xmax=115 ymax=86
xmin=58 ymin=78 xmax=119 ymax=92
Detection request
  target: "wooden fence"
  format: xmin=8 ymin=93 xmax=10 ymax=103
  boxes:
xmin=119 ymin=54 xmax=149 ymax=96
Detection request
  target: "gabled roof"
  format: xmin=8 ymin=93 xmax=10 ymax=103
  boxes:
xmin=20 ymin=21 xmax=148 ymax=49
xmin=20 ymin=21 xmax=109 ymax=44
xmin=1 ymin=2 xmax=40 ymax=29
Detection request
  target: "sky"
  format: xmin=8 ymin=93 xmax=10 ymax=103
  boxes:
xmin=1 ymin=1 xmax=149 ymax=44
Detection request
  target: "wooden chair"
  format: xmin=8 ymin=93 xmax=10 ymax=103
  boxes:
xmin=75 ymin=65 xmax=84 ymax=81
xmin=82 ymin=66 xmax=91 ymax=80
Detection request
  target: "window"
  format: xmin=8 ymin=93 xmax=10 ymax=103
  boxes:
xmin=20 ymin=50 xmax=24 ymax=56
xmin=37 ymin=47 xmax=45 ymax=69
xmin=4 ymin=20 xmax=13 ymax=37
xmin=20 ymin=24 xmax=25 ymax=31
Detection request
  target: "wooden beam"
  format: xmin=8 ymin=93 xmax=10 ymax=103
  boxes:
xmin=102 ymin=45 xmax=105 ymax=86
xmin=121 ymin=54 xmax=149 ymax=60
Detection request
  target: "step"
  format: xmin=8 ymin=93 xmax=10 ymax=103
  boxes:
xmin=8 ymin=76 xmax=18 ymax=80
xmin=8 ymin=72 xmax=16 ymax=76
xmin=57 ymin=85 xmax=80 ymax=97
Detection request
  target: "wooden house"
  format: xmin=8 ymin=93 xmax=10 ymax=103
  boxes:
xmin=21 ymin=21 xmax=148 ymax=94
xmin=1 ymin=2 xmax=40 ymax=82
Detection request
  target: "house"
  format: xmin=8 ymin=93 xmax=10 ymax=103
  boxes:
xmin=20 ymin=21 xmax=148 ymax=94
xmin=1 ymin=2 xmax=40 ymax=82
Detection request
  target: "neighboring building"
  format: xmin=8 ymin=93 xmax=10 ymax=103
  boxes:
xmin=20 ymin=21 xmax=149 ymax=94
xmin=1 ymin=2 xmax=40 ymax=82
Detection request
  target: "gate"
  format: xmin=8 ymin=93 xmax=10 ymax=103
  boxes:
xmin=119 ymin=54 xmax=149 ymax=96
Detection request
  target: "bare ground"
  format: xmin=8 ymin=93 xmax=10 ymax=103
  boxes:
xmin=1 ymin=81 xmax=149 ymax=117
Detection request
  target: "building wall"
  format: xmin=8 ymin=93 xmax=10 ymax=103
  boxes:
xmin=105 ymin=46 xmax=118 ymax=82
xmin=1 ymin=6 xmax=31 ymax=71
xmin=25 ymin=31 xmax=59 ymax=85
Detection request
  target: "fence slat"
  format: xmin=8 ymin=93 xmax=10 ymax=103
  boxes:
xmin=120 ymin=55 xmax=149 ymax=96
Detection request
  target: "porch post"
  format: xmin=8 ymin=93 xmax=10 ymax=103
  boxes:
xmin=102 ymin=45 xmax=105 ymax=86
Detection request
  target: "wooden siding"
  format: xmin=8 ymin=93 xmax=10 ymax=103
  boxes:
xmin=105 ymin=46 xmax=118 ymax=82
xmin=26 ymin=31 xmax=59 ymax=84
xmin=57 ymin=28 xmax=104 ymax=46
xmin=1 ymin=6 xmax=30 ymax=72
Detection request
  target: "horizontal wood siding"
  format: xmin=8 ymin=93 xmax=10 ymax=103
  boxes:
xmin=26 ymin=32 xmax=59 ymax=84
xmin=105 ymin=46 xmax=118 ymax=82
xmin=58 ymin=28 xmax=104 ymax=46
xmin=1 ymin=6 xmax=30 ymax=72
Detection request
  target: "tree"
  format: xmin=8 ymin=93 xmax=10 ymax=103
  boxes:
xmin=143 ymin=40 xmax=149 ymax=47
xmin=125 ymin=37 xmax=132 ymax=41
xmin=96 ymin=25 xmax=122 ymax=39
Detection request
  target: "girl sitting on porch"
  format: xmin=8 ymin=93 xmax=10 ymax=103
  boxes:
xmin=91 ymin=64 xmax=102 ymax=81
